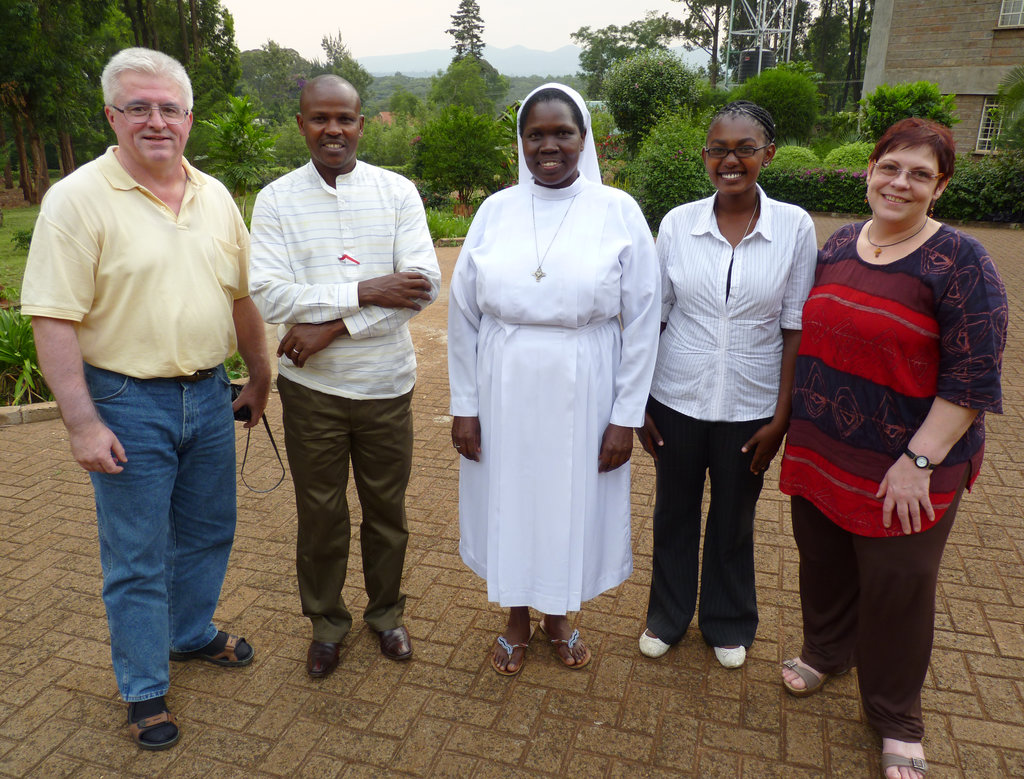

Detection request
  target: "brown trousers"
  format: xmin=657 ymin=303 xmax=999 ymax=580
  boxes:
xmin=278 ymin=376 xmax=413 ymax=642
xmin=790 ymin=475 xmax=966 ymax=741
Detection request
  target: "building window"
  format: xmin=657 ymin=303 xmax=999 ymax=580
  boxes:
xmin=976 ymin=98 xmax=1003 ymax=152
xmin=999 ymin=0 xmax=1024 ymax=26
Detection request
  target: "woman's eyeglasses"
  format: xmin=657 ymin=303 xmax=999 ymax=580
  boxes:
xmin=703 ymin=144 xmax=770 ymax=159
xmin=871 ymin=162 xmax=942 ymax=184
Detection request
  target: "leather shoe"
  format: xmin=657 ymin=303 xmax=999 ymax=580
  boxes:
xmin=377 ymin=626 xmax=413 ymax=661
xmin=306 ymin=640 xmax=341 ymax=678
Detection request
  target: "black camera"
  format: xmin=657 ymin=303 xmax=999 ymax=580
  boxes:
xmin=230 ymin=383 xmax=251 ymax=422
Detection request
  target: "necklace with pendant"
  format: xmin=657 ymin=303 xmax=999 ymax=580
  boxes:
xmin=531 ymin=194 xmax=577 ymax=282
xmin=866 ymin=217 xmax=929 ymax=257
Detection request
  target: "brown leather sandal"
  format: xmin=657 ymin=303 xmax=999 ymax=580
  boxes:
xmin=128 ymin=710 xmax=179 ymax=751
xmin=169 ymin=631 xmax=254 ymax=667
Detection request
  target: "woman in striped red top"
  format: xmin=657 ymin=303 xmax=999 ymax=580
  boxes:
xmin=778 ymin=118 xmax=1007 ymax=779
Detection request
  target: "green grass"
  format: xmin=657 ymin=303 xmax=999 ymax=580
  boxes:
xmin=425 ymin=208 xmax=473 ymax=241
xmin=0 ymin=205 xmax=39 ymax=302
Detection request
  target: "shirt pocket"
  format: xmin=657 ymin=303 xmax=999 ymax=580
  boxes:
xmin=207 ymin=236 xmax=242 ymax=295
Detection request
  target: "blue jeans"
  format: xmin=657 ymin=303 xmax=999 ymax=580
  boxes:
xmin=84 ymin=363 xmax=237 ymax=702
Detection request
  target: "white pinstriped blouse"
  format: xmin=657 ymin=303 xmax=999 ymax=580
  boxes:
xmin=649 ymin=186 xmax=817 ymax=422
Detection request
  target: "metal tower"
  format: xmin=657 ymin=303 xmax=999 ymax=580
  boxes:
xmin=723 ymin=0 xmax=798 ymax=86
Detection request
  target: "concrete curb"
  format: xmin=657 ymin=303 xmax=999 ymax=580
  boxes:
xmin=0 ymin=400 xmax=60 ymax=427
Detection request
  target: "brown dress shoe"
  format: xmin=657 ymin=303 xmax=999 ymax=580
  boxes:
xmin=377 ymin=626 xmax=413 ymax=660
xmin=306 ymin=640 xmax=341 ymax=678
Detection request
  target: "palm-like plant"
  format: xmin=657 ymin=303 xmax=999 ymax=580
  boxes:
xmin=996 ymin=64 xmax=1024 ymax=150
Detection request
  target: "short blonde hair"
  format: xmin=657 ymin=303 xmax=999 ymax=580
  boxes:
xmin=101 ymin=48 xmax=193 ymax=110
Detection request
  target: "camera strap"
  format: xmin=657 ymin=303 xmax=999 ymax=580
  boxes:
xmin=239 ymin=412 xmax=286 ymax=493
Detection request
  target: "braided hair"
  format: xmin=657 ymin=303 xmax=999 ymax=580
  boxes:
xmin=710 ymin=100 xmax=776 ymax=144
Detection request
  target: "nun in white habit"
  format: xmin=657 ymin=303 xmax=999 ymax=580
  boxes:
xmin=448 ymin=83 xmax=660 ymax=675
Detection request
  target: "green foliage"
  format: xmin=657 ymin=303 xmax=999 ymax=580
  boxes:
xmin=571 ymin=12 xmax=684 ymax=98
xmin=604 ymin=50 xmax=703 ymax=149
xmin=310 ymin=30 xmax=373 ymax=100
xmin=625 ymin=113 xmax=714 ymax=229
xmin=200 ymin=95 xmax=278 ymax=219
xmin=771 ymin=146 xmax=820 ymax=171
xmin=429 ymin=57 xmax=508 ymax=116
xmin=0 ymin=205 xmax=39 ymax=295
xmin=937 ymin=151 xmax=1024 ymax=223
xmin=425 ymin=209 xmax=473 ymax=241
xmin=757 ymin=151 xmax=1024 ymax=223
xmin=996 ymin=65 xmax=1024 ymax=150
xmin=358 ymin=117 xmax=421 ymax=168
xmin=822 ymin=141 xmax=873 ymax=170
xmin=758 ymin=167 xmax=869 ymax=214
xmin=268 ymin=120 xmax=311 ymax=170
xmin=859 ymin=82 xmax=958 ymax=142
xmin=413 ymin=106 xmax=505 ymax=205
xmin=0 ymin=308 xmax=52 ymax=405
xmin=389 ymin=88 xmax=423 ymax=118
xmin=731 ymin=68 xmax=819 ymax=143
xmin=223 ymin=351 xmax=248 ymax=380
xmin=11 ymin=230 xmax=33 ymax=253
xmin=239 ymin=42 xmax=306 ymax=124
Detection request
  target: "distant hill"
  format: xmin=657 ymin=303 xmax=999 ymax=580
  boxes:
xmin=358 ymin=44 xmax=708 ymax=79
xmin=359 ymin=44 xmax=583 ymax=78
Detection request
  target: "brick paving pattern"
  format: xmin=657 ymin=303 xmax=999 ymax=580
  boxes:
xmin=1 ymin=218 xmax=1022 ymax=777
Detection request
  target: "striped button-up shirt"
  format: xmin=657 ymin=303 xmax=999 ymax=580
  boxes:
xmin=250 ymin=161 xmax=440 ymax=400
xmin=650 ymin=186 xmax=817 ymax=421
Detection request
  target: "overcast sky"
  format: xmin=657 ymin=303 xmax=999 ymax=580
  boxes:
xmin=220 ymin=0 xmax=686 ymax=61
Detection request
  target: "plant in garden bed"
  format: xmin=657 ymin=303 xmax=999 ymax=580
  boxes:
xmin=0 ymin=308 xmax=52 ymax=406
xmin=425 ymin=209 xmax=473 ymax=242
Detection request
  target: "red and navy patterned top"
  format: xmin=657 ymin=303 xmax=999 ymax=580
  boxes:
xmin=780 ymin=222 xmax=1007 ymax=537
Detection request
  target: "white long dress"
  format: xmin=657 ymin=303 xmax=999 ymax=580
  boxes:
xmin=448 ymin=174 xmax=661 ymax=613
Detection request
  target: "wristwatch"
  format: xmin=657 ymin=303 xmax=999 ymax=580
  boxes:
xmin=904 ymin=448 xmax=937 ymax=470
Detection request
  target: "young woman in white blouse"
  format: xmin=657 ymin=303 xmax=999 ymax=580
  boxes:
xmin=636 ymin=102 xmax=817 ymax=668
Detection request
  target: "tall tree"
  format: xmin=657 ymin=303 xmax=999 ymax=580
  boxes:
xmin=571 ymin=12 xmax=683 ymax=98
xmin=447 ymin=0 xmax=485 ymax=60
xmin=429 ymin=57 xmax=506 ymax=116
xmin=671 ymin=1 xmax=730 ymax=89
xmin=311 ymin=31 xmax=373 ymax=100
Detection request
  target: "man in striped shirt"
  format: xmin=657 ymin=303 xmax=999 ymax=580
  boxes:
xmin=249 ymin=75 xmax=440 ymax=678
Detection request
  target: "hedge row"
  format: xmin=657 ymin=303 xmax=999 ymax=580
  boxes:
xmin=755 ymin=152 xmax=1024 ymax=223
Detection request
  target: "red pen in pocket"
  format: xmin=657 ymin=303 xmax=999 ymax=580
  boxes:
xmin=339 ymin=253 xmax=360 ymax=264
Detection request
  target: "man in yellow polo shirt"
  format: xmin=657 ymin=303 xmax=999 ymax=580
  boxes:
xmin=21 ymin=48 xmax=270 ymax=751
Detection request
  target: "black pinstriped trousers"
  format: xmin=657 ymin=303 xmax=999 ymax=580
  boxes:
xmin=644 ymin=397 xmax=769 ymax=648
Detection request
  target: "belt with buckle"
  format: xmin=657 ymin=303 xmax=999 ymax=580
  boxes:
xmin=168 ymin=367 xmax=218 ymax=383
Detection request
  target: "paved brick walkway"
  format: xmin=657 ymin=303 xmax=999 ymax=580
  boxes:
xmin=1 ymin=219 xmax=1022 ymax=777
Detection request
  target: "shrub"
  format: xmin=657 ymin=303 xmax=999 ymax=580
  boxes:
xmin=359 ymin=116 xmax=420 ymax=168
xmin=771 ymin=145 xmax=820 ymax=171
xmin=822 ymin=141 xmax=874 ymax=170
xmin=859 ymin=81 xmax=958 ymax=142
xmin=604 ymin=50 xmax=703 ymax=149
xmin=625 ymin=113 xmax=714 ymax=229
xmin=732 ymin=68 xmax=819 ymax=143
xmin=0 ymin=308 xmax=52 ymax=405
xmin=412 ymin=106 xmax=505 ymax=206
xmin=11 ymin=229 xmax=33 ymax=252
xmin=938 ymin=151 xmax=1024 ymax=222
xmin=758 ymin=167 xmax=869 ymax=214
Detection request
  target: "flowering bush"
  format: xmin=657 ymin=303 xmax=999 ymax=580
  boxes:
xmin=759 ymin=167 xmax=869 ymax=214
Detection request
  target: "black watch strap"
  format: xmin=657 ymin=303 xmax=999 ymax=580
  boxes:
xmin=904 ymin=448 xmax=937 ymax=470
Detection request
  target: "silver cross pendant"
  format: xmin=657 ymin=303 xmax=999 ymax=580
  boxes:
xmin=532 ymin=268 xmax=546 ymax=282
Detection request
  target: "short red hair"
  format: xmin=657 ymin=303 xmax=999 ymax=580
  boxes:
xmin=870 ymin=118 xmax=956 ymax=181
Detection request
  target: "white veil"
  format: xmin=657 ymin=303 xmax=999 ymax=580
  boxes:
xmin=516 ymin=82 xmax=602 ymax=185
